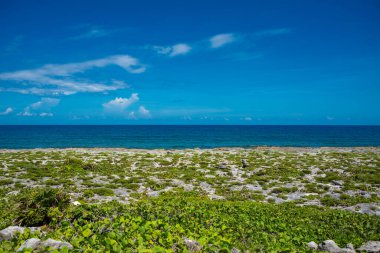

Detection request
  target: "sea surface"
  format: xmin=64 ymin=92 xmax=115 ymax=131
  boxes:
xmin=0 ymin=125 xmax=380 ymax=149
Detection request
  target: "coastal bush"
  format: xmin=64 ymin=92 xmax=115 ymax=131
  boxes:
xmin=2 ymin=192 xmax=379 ymax=252
xmin=15 ymin=187 xmax=70 ymax=226
xmin=92 ymin=187 xmax=114 ymax=196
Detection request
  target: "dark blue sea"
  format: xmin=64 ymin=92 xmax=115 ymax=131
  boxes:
xmin=0 ymin=125 xmax=379 ymax=149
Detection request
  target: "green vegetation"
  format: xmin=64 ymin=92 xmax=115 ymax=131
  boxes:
xmin=15 ymin=188 xmax=71 ymax=226
xmin=0 ymin=148 xmax=379 ymax=252
xmin=1 ymin=191 xmax=379 ymax=252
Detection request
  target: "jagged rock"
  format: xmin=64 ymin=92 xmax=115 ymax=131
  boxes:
xmin=231 ymin=247 xmax=241 ymax=253
xmin=0 ymin=226 xmax=40 ymax=241
xmin=218 ymin=164 xmax=227 ymax=170
xmin=346 ymin=244 xmax=355 ymax=251
xmin=318 ymin=240 xmax=356 ymax=253
xmin=17 ymin=238 xmax=73 ymax=251
xmin=241 ymin=159 xmax=249 ymax=168
xmin=307 ymin=241 xmax=318 ymax=250
xmin=332 ymin=180 xmax=344 ymax=186
xmin=18 ymin=238 xmax=41 ymax=251
xmin=358 ymin=241 xmax=380 ymax=253
xmin=40 ymin=238 xmax=73 ymax=250
xmin=183 ymin=238 xmax=202 ymax=252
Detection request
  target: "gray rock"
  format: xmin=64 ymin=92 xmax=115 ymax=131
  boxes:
xmin=332 ymin=180 xmax=344 ymax=186
xmin=40 ymin=238 xmax=73 ymax=250
xmin=18 ymin=238 xmax=41 ymax=251
xmin=183 ymin=238 xmax=202 ymax=252
xmin=241 ymin=159 xmax=249 ymax=168
xmin=231 ymin=247 xmax=241 ymax=253
xmin=0 ymin=226 xmax=40 ymax=241
xmin=319 ymin=240 xmax=342 ymax=253
xmin=17 ymin=238 xmax=73 ymax=251
xmin=346 ymin=244 xmax=355 ymax=251
xmin=358 ymin=241 xmax=380 ymax=253
xmin=147 ymin=191 xmax=160 ymax=197
xmin=318 ymin=240 xmax=356 ymax=253
xmin=307 ymin=241 xmax=318 ymax=250
xmin=218 ymin=164 xmax=228 ymax=170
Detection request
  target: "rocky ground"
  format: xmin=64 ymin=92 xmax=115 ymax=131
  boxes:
xmin=0 ymin=147 xmax=379 ymax=215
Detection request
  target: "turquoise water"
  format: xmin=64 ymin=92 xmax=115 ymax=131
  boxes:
xmin=0 ymin=125 xmax=379 ymax=149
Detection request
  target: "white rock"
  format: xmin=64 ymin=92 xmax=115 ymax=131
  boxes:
xmin=318 ymin=240 xmax=343 ymax=253
xmin=358 ymin=241 xmax=380 ymax=253
xmin=0 ymin=226 xmax=40 ymax=241
xmin=18 ymin=238 xmax=41 ymax=251
xmin=318 ymin=240 xmax=356 ymax=253
xmin=307 ymin=241 xmax=318 ymax=250
xmin=72 ymin=201 xmax=81 ymax=206
xmin=0 ymin=226 xmax=25 ymax=241
xmin=183 ymin=238 xmax=202 ymax=252
xmin=40 ymin=238 xmax=73 ymax=250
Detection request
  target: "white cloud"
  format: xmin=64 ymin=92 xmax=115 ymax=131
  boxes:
xmin=0 ymin=55 xmax=145 ymax=95
xmin=138 ymin=106 xmax=151 ymax=118
xmin=170 ymin=44 xmax=191 ymax=56
xmin=210 ymin=33 xmax=236 ymax=48
xmin=243 ymin=117 xmax=252 ymax=121
xmin=17 ymin=111 xmax=34 ymax=117
xmin=18 ymin=97 xmax=60 ymax=117
xmin=103 ymin=93 xmax=139 ymax=112
xmin=39 ymin=112 xmax=53 ymax=117
xmin=0 ymin=107 xmax=13 ymax=115
xmin=30 ymin=98 xmax=60 ymax=110
xmin=154 ymin=43 xmax=192 ymax=57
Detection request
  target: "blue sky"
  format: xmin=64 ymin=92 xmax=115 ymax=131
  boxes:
xmin=0 ymin=0 xmax=379 ymax=125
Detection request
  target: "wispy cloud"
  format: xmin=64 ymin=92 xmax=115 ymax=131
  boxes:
xmin=326 ymin=116 xmax=335 ymax=121
xmin=0 ymin=107 xmax=13 ymax=115
xmin=67 ymin=24 xmax=125 ymax=40
xmin=18 ymin=98 xmax=60 ymax=117
xmin=138 ymin=106 xmax=151 ymax=118
xmin=103 ymin=93 xmax=139 ymax=112
xmin=39 ymin=112 xmax=53 ymax=117
xmin=103 ymin=94 xmax=151 ymax=119
xmin=210 ymin=33 xmax=236 ymax=48
xmin=0 ymin=55 xmax=145 ymax=95
xmin=71 ymin=26 xmax=109 ymax=40
xmin=151 ymin=28 xmax=290 ymax=58
xmin=153 ymin=43 xmax=192 ymax=57
xmin=253 ymin=28 xmax=292 ymax=38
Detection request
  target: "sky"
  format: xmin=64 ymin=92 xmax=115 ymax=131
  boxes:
xmin=0 ymin=0 xmax=379 ymax=125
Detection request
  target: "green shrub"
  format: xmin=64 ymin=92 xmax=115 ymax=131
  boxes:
xmin=92 ymin=188 xmax=114 ymax=196
xmin=15 ymin=187 xmax=70 ymax=226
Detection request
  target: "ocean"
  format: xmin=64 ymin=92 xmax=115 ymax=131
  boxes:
xmin=0 ymin=125 xmax=379 ymax=149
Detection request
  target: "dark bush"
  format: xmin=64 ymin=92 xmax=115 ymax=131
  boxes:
xmin=15 ymin=187 xmax=70 ymax=226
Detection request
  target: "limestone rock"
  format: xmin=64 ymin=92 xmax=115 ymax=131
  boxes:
xmin=218 ymin=164 xmax=227 ymax=170
xmin=40 ymin=238 xmax=73 ymax=250
xmin=183 ymin=238 xmax=202 ymax=252
xmin=17 ymin=238 xmax=41 ymax=251
xmin=0 ymin=226 xmax=39 ymax=241
xmin=17 ymin=238 xmax=73 ymax=251
xmin=318 ymin=240 xmax=356 ymax=253
xmin=307 ymin=241 xmax=318 ymax=250
xmin=358 ymin=241 xmax=380 ymax=253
